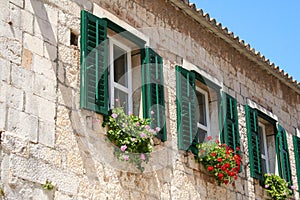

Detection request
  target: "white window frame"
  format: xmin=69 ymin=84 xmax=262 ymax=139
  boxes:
xmin=196 ymin=86 xmax=210 ymax=137
xmin=109 ymin=38 xmax=133 ymax=112
xmin=259 ymin=122 xmax=270 ymax=173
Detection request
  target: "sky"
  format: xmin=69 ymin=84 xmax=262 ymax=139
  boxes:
xmin=192 ymin=0 xmax=300 ymax=82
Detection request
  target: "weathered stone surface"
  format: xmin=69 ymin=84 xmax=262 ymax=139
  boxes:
xmin=7 ymin=108 xmax=38 ymax=139
xmin=0 ymin=58 xmax=11 ymax=83
xmin=10 ymin=155 xmax=79 ymax=194
xmin=11 ymin=63 xmax=34 ymax=91
xmin=38 ymin=119 xmax=56 ymax=147
xmin=23 ymin=33 xmax=44 ymax=56
xmin=1 ymin=131 xmax=29 ymax=157
xmin=0 ymin=37 xmax=22 ymax=64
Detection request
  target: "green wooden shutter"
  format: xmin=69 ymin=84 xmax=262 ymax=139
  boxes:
xmin=245 ymin=106 xmax=263 ymax=180
xmin=276 ymin=124 xmax=292 ymax=184
xmin=293 ymin=135 xmax=300 ymax=193
xmin=220 ymin=92 xmax=240 ymax=152
xmin=141 ymin=47 xmax=166 ymax=141
xmin=176 ymin=66 xmax=197 ymax=150
xmin=80 ymin=10 xmax=108 ymax=115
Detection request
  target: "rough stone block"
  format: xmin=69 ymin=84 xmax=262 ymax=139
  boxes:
xmin=57 ymin=83 xmax=74 ymax=108
xmin=7 ymin=108 xmax=38 ymax=139
xmin=29 ymin=143 xmax=61 ymax=166
xmin=11 ymin=63 xmax=34 ymax=92
xmin=10 ymin=156 xmax=79 ymax=194
xmin=21 ymin=9 xmax=34 ymax=34
xmin=44 ymin=41 xmax=57 ymax=61
xmin=0 ymin=37 xmax=22 ymax=64
xmin=6 ymin=84 xmax=24 ymax=111
xmin=32 ymin=54 xmax=56 ymax=81
xmin=38 ymin=119 xmax=56 ymax=147
xmin=0 ymin=0 xmax=10 ymax=22
xmin=57 ymin=24 xmax=71 ymax=45
xmin=23 ymin=33 xmax=43 ymax=56
xmin=0 ymin=102 xmax=7 ymax=130
xmin=34 ymin=16 xmax=57 ymax=45
xmin=25 ymin=94 xmax=56 ymax=121
xmin=0 ymin=57 xmax=11 ymax=82
xmin=1 ymin=131 xmax=29 ymax=156
xmin=32 ymin=74 xmax=56 ymax=102
xmin=21 ymin=48 xmax=33 ymax=70
xmin=25 ymin=0 xmax=58 ymax=26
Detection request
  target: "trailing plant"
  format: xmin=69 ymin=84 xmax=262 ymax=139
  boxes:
xmin=264 ymin=173 xmax=294 ymax=200
xmin=102 ymin=106 xmax=159 ymax=172
xmin=196 ymin=136 xmax=241 ymax=186
xmin=42 ymin=180 xmax=54 ymax=191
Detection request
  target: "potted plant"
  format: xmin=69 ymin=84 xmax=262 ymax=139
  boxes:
xmin=196 ymin=136 xmax=241 ymax=186
xmin=264 ymin=173 xmax=295 ymax=200
xmin=102 ymin=105 xmax=160 ymax=172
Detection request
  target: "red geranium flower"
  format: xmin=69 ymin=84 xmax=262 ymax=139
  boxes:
xmin=207 ymin=136 xmax=213 ymax=140
xmin=207 ymin=166 xmax=214 ymax=171
xmin=211 ymin=152 xmax=216 ymax=157
xmin=218 ymin=173 xmax=224 ymax=179
xmin=217 ymin=158 xmax=222 ymax=162
xmin=236 ymin=147 xmax=240 ymax=151
xmin=224 ymin=180 xmax=229 ymax=185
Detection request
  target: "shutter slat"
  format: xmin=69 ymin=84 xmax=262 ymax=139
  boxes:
xmin=276 ymin=125 xmax=292 ymax=184
xmin=176 ymin=66 xmax=197 ymax=151
xmin=141 ymin=47 xmax=166 ymax=141
xmin=245 ymin=106 xmax=263 ymax=180
xmin=221 ymin=93 xmax=240 ymax=153
xmin=80 ymin=10 xmax=108 ymax=115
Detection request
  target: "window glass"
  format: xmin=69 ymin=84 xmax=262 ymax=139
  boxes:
xmin=113 ymin=45 xmax=128 ymax=87
xmin=196 ymin=90 xmax=207 ymax=126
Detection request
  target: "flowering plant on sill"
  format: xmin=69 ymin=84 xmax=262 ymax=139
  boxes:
xmin=195 ymin=136 xmax=241 ymax=186
xmin=264 ymin=173 xmax=294 ymax=200
xmin=102 ymin=106 xmax=160 ymax=172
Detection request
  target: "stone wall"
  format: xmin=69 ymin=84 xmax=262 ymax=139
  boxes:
xmin=0 ymin=0 xmax=299 ymax=199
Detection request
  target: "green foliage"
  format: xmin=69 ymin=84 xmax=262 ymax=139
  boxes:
xmin=264 ymin=173 xmax=294 ymax=200
xmin=102 ymin=106 xmax=159 ymax=172
xmin=196 ymin=136 xmax=241 ymax=186
xmin=42 ymin=180 xmax=54 ymax=191
xmin=0 ymin=187 xmax=4 ymax=197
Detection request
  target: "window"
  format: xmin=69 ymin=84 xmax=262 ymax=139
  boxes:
xmin=245 ymin=105 xmax=292 ymax=183
xmin=175 ymin=66 xmax=239 ymax=154
xmin=196 ymin=87 xmax=209 ymax=143
xmin=109 ymin=39 xmax=132 ymax=113
xmin=80 ymin=10 xmax=167 ymax=141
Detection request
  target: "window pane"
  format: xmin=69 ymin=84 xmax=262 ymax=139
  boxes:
xmin=259 ymin=126 xmax=266 ymax=155
xmin=114 ymin=88 xmax=128 ymax=113
xmin=113 ymin=45 xmax=128 ymax=87
xmin=196 ymin=91 xmax=207 ymax=126
xmin=198 ymin=128 xmax=207 ymax=143
xmin=261 ymin=158 xmax=267 ymax=174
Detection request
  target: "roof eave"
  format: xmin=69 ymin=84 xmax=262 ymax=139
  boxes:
xmin=169 ymin=0 xmax=300 ymax=95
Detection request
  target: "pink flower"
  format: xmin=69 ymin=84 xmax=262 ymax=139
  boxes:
xmin=140 ymin=133 xmax=146 ymax=138
xmin=123 ymin=155 xmax=129 ymax=161
xmin=150 ymin=110 xmax=155 ymax=115
xmin=120 ymin=145 xmax=127 ymax=151
xmin=155 ymin=127 xmax=161 ymax=132
xmin=291 ymin=185 xmax=296 ymax=190
xmin=128 ymin=111 xmax=132 ymax=115
xmin=141 ymin=154 xmax=146 ymax=160
xmin=145 ymin=125 xmax=150 ymax=130
xmin=131 ymin=138 xmax=136 ymax=142
xmin=136 ymin=122 xmax=140 ymax=126
xmin=111 ymin=113 xmax=118 ymax=118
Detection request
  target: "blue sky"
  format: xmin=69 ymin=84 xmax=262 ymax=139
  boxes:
xmin=192 ymin=0 xmax=300 ymax=82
